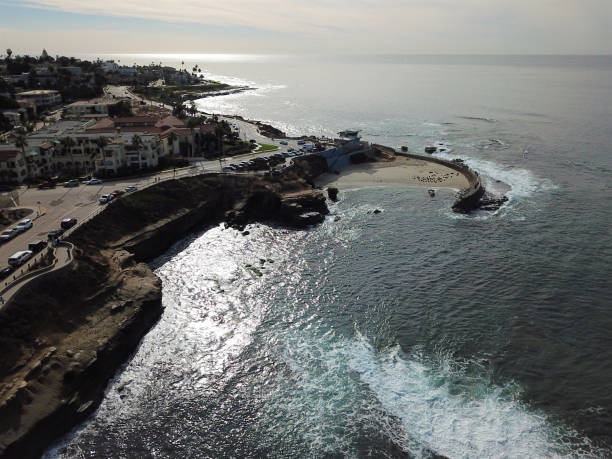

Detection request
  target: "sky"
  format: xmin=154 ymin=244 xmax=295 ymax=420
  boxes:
xmin=0 ymin=0 xmax=611 ymax=55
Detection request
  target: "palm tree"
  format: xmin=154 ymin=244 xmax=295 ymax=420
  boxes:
xmin=167 ymin=131 xmax=177 ymax=155
xmin=91 ymin=137 xmax=107 ymax=175
xmin=14 ymin=133 xmax=27 ymax=155
xmin=214 ymin=124 xmax=225 ymax=158
xmin=172 ymin=100 xmax=185 ymax=118
xmin=60 ymin=136 xmax=76 ymax=172
xmin=132 ymin=134 xmax=143 ymax=167
xmin=188 ymin=101 xmax=198 ymax=117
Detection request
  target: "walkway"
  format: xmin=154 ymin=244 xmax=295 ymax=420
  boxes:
xmin=0 ymin=241 xmax=73 ymax=310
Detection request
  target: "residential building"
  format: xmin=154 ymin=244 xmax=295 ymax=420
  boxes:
xmin=63 ymin=98 xmax=128 ymax=119
xmin=0 ymin=148 xmax=28 ymax=183
xmin=15 ymin=90 xmax=62 ymax=110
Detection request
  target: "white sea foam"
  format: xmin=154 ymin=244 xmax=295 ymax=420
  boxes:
xmin=269 ymin=329 xmax=599 ymax=457
xmin=348 ymin=333 xmax=557 ymax=458
xmin=434 ymin=150 xmax=557 ymax=207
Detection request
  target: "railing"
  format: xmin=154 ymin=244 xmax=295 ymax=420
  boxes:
xmin=0 ymin=240 xmax=74 ymax=304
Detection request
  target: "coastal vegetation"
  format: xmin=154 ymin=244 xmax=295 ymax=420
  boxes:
xmin=133 ymin=82 xmax=241 ymax=106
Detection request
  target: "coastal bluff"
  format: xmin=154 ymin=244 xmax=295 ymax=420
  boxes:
xmin=0 ymin=156 xmax=329 ymax=459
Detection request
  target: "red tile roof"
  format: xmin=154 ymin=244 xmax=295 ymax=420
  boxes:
xmin=155 ymin=115 xmax=185 ymax=129
xmin=0 ymin=150 xmax=20 ymax=161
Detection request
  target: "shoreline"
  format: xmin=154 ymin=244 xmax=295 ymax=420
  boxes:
xmin=315 ymin=156 xmax=470 ymax=191
xmin=0 ymin=85 xmax=502 ymax=457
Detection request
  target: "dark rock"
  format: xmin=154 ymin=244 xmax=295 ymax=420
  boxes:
xmin=334 ymin=215 xmax=341 ymax=222
xmin=424 ymin=146 xmax=437 ymax=154
xmin=327 ymin=187 xmax=339 ymax=202
xmin=242 ymin=231 xmax=250 ymax=236
xmin=373 ymin=209 xmax=382 ymax=214
xmin=295 ymin=212 xmax=325 ymax=226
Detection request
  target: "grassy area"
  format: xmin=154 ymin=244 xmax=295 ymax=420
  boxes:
xmin=162 ymin=83 xmax=229 ymax=91
xmin=256 ymin=143 xmax=279 ymax=152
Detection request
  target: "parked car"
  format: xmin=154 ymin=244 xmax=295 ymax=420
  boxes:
xmin=15 ymin=219 xmax=33 ymax=232
xmin=64 ymin=179 xmax=79 ymax=188
xmin=280 ymin=140 xmax=288 ymax=145
xmin=8 ymin=250 xmax=33 ymax=267
xmin=38 ymin=181 xmax=56 ymax=189
xmin=47 ymin=228 xmax=65 ymax=240
xmin=85 ymin=178 xmax=103 ymax=185
xmin=28 ymin=240 xmax=47 ymax=253
xmin=0 ymin=265 xmax=14 ymax=280
xmin=125 ymin=185 xmax=138 ymax=193
xmin=297 ymin=140 xmax=305 ymax=145
xmin=222 ymin=166 xmax=233 ymax=172
xmin=0 ymin=229 xmax=18 ymax=243
xmin=99 ymin=194 xmax=111 ymax=204
xmin=60 ymin=218 xmax=77 ymax=229
xmin=111 ymin=190 xmax=124 ymax=198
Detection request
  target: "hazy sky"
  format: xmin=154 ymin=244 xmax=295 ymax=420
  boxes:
xmin=1 ymin=0 xmax=611 ymax=55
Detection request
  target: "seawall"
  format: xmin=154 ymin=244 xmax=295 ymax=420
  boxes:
xmin=379 ymin=146 xmax=485 ymax=212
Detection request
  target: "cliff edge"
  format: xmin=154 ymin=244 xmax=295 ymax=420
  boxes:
xmin=0 ymin=157 xmax=329 ymax=459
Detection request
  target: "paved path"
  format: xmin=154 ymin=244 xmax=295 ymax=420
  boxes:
xmin=0 ymin=242 xmax=73 ymax=309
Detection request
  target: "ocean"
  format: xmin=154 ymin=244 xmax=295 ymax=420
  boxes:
xmin=50 ymin=54 xmax=612 ymax=457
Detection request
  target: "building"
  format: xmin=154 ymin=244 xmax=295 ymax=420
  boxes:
xmin=24 ymin=119 xmax=163 ymax=177
xmin=15 ymin=90 xmax=62 ymax=110
xmin=63 ymin=98 xmax=128 ymax=119
xmin=0 ymin=148 xmax=28 ymax=183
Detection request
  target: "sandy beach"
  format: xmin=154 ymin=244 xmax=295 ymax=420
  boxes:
xmin=315 ymin=156 xmax=470 ymax=190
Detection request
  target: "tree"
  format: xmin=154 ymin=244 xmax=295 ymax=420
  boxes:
xmin=214 ymin=124 xmax=225 ymax=157
xmin=172 ymin=100 xmax=185 ymax=118
xmin=5 ymin=48 xmax=12 ymax=61
xmin=187 ymin=101 xmax=198 ymax=117
xmin=167 ymin=131 xmax=177 ymax=155
xmin=14 ymin=132 xmax=27 ymax=155
xmin=131 ymin=134 xmax=143 ymax=169
xmin=91 ymin=137 xmax=107 ymax=175
xmin=60 ymin=136 xmax=76 ymax=171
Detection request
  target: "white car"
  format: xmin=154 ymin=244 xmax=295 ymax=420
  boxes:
xmin=86 ymin=178 xmax=103 ymax=185
xmin=15 ymin=219 xmax=33 ymax=232
xmin=125 ymin=186 xmax=138 ymax=193
xmin=8 ymin=250 xmax=33 ymax=267
xmin=99 ymin=194 xmax=111 ymax=204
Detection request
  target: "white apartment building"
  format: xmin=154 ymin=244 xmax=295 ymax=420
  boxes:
xmin=15 ymin=90 xmax=62 ymax=110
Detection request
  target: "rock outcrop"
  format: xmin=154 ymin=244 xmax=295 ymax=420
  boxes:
xmin=0 ymin=166 xmax=330 ymax=458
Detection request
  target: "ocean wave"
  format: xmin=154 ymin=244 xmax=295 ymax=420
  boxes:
xmin=348 ymin=331 xmax=602 ymax=458
xmin=434 ymin=150 xmax=557 ymax=203
xmin=266 ymin=327 xmax=601 ymax=457
xmin=458 ymin=116 xmax=497 ymax=123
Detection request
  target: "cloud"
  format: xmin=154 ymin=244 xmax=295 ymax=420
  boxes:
xmin=3 ymin=0 xmax=612 ymax=53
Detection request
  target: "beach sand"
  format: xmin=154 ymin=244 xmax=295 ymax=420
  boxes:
xmin=315 ymin=156 xmax=470 ymax=190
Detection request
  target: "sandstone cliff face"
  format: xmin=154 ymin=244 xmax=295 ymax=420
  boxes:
xmin=0 ymin=166 xmax=330 ymax=459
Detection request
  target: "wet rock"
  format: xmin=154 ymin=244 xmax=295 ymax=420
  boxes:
xmin=242 ymin=231 xmax=250 ymax=236
xmin=327 ymin=186 xmax=339 ymax=202
xmin=424 ymin=146 xmax=437 ymax=154
xmin=373 ymin=209 xmax=382 ymax=214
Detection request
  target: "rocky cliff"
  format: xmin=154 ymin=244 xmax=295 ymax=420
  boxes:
xmin=0 ymin=160 xmax=330 ymax=458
